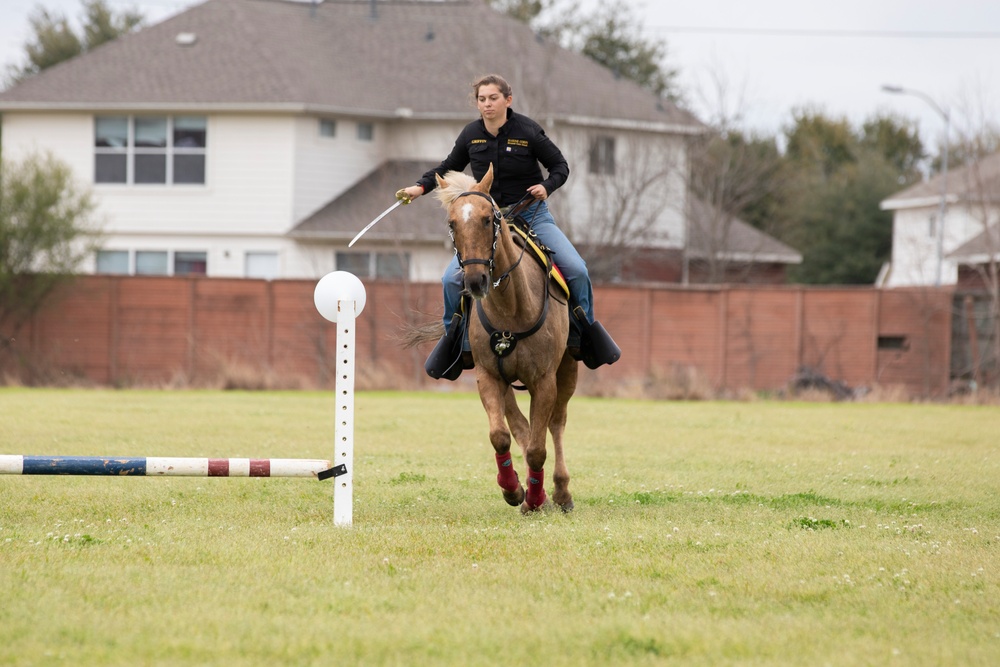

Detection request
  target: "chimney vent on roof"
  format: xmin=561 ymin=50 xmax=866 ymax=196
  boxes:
xmin=175 ymin=32 xmax=197 ymax=46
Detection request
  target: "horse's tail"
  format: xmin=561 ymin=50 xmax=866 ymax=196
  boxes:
xmin=396 ymin=318 xmax=445 ymax=349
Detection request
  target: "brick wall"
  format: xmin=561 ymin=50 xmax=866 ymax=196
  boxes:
xmin=8 ymin=276 xmax=953 ymax=396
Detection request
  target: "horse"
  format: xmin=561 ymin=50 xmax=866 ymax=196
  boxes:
xmin=433 ymin=164 xmax=578 ymax=513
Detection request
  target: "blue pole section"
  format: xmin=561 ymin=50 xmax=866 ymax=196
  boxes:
xmin=21 ymin=456 xmax=147 ymax=475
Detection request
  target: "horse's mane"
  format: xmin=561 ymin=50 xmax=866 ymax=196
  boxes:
xmin=432 ymin=171 xmax=477 ymax=208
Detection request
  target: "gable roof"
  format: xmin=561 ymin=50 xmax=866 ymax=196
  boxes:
xmin=294 ymin=164 xmax=802 ymax=263
xmin=948 ymin=224 xmax=1000 ymax=263
xmin=687 ymin=198 xmax=802 ymax=264
xmin=881 ymin=151 xmax=1000 ymax=210
xmin=0 ymin=0 xmax=702 ymax=133
xmin=290 ymin=160 xmax=444 ymax=243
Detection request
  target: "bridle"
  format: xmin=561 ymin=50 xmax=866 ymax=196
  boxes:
xmin=449 ymin=191 xmax=552 ymax=387
xmin=450 ymin=191 xmax=535 ymax=289
xmin=449 ymin=191 xmax=503 ymax=277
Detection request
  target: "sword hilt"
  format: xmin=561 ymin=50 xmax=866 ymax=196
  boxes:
xmin=395 ymin=189 xmax=413 ymax=205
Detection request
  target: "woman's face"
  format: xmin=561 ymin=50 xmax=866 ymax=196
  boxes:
xmin=476 ymin=84 xmax=512 ymax=122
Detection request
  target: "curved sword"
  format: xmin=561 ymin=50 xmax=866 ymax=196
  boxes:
xmin=348 ymin=190 xmax=412 ymax=247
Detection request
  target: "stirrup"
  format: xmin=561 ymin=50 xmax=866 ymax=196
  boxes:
xmin=425 ymin=314 xmax=469 ymax=381
xmin=572 ymin=307 xmax=621 ymax=369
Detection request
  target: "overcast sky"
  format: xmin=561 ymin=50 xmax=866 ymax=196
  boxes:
xmin=2 ymin=0 xmax=998 ymax=145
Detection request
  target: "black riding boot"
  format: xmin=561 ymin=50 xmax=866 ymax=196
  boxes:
xmin=425 ymin=314 xmax=472 ymax=380
xmin=571 ymin=306 xmax=622 ymax=369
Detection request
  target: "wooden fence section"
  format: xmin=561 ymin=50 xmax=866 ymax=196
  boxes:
xmin=13 ymin=276 xmax=953 ymax=396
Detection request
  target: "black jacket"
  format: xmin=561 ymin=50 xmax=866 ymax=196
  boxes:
xmin=416 ymin=109 xmax=570 ymax=207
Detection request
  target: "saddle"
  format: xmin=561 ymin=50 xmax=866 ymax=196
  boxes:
xmin=506 ymin=216 xmax=570 ymax=300
xmin=503 ymin=217 xmax=621 ymax=370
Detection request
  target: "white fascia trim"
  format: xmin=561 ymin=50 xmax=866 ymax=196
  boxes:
xmin=688 ymin=250 xmax=802 ymax=264
xmin=559 ymin=114 xmax=707 ymax=135
xmin=103 ymin=229 xmax=288 ymax=239
xmin=880 ymin=194 xmax=959 ymax=210
xmin=950 ymin=252 xmax=1000 ymax=263
xmin=288 ymin=231 xmax=440 ymax=243
xmin=0 ymin=102 xmax=420 ymax=120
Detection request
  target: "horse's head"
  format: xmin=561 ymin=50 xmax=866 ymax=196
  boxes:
xmin=434 ymin=164 xmax=502 ymax=300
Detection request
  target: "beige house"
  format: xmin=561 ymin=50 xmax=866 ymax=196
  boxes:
xmin=0 ymin=0 xmax=796 ymax=283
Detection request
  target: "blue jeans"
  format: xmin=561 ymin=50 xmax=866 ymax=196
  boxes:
xmin=442 ymin=200 xmax=594 ymax=328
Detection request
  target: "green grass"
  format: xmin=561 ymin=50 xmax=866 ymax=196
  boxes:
xmin=1 ymin=388 xmax=998 ymax=666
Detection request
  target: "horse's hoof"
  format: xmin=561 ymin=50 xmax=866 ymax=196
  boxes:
xmin=520 ymin=497 xmax=551 ymax=514
xmin=558 ymin=500 xmax=574 ymax=513
xmin=502 ymin=485 xmax=525 ymax=507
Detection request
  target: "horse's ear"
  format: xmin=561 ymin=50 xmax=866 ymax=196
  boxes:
xmin=433 ymin=173 xmax=452 ymax=207
xmin=479 ymin=163 xmax=494 ymax=193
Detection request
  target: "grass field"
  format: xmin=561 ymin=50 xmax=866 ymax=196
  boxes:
xmin=1 ymin=388 xmax=998 ymax=666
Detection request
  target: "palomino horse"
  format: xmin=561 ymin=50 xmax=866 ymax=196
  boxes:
xmin=433 ymin=165 xmax=578 ymax=513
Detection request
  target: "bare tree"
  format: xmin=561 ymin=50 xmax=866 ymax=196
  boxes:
xmin=550 ymin=131 xmax=685 ymax=281
xmin=949 ymin=89 xmax=1000 ymax=388
xmin=682 ymin=69 xmax=789 ymax=284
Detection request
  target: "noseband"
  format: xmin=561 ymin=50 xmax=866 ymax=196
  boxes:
xmin=450 ymin=191 xmax=503 ymax=274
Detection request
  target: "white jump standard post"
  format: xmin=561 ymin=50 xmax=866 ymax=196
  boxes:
xmin=313 ymin=271 xmax=367 ymax=527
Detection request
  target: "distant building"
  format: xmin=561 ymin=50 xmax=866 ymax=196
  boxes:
xmin=880 ymin=151 xmax=1000 ymax=288
xmin=0 ymin=0 xmax=797 ymax=284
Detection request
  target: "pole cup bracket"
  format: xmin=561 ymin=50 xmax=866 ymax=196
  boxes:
xmin=317 ymin=464 xmax=348 ymax=481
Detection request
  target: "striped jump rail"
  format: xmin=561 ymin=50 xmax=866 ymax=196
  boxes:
xmin=0 ymin=455 xmax=337 ymax=478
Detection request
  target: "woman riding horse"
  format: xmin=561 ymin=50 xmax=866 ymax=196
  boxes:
xmin=397 ymin=74 xmax=620 ymax=379
xmin=433 ymin=165 xmax=578 ymax=512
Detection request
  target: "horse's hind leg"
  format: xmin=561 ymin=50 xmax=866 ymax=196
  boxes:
xmin=479 ymin=377 xmax=525 ymax=507
xmin=550 ymin=353 xmax=579 ymax=511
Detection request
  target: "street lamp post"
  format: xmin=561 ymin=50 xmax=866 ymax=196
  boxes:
xmin=881 ymin=84 xmax=951 ymax=287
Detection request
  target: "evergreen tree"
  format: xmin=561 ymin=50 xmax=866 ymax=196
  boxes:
xmin=5 ymin=0 xmax=143 ymax=87
xmin=781 ymin=112 xmax=924 ymax=284
xmin=486 ymin=0 xmax=680 ymax=102
xmin=0 ymin=152 xmax=100 ymax=360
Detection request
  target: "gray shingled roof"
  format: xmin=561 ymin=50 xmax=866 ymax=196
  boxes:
xmin=882 ymin=151 xmax=1000 ymax=209
xmin=291 ymin=160 xmax=444 ymax=242
xmin=0 ymin=0 xmax=702 ymax=131
xmin=294 ymin=161 xmax=802 ymax=262
xmin=948 ymin=224 xmax=1000 ymax=262
xmin=687 ymin=197 xmax=802 ymax=264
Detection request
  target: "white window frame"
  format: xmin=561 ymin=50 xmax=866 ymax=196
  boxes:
xmin=335 ymin=251 xmax=409 ymax=279
xmin=588 ymin=135 xmax=616 ymax=176
xmin=94 ymin=115 xmax=207 ymax=186
xmin=93 ymin=248 xmax=208 ymax=276
xmin=319 ymin=119 xmax=337 ymax=138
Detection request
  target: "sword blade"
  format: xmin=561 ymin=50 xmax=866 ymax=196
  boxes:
xmin=348 ymin=200 xmax=403 ymax=248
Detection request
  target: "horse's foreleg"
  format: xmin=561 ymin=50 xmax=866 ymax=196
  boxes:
xmin=550 ymin=354 xmax=579 ymax=512
xmin=503 ymin=389 xmax=530 ymax=460
xmin=479 ymin=376 xmax=525 ymax=507
xmin=522 ymin=376 xmax=558 ymax=512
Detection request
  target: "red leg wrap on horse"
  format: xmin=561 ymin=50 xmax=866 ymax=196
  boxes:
xmin=495 ymin=452 xmax=519 ymax=492
xmin=526 ymin=468 xmax=547 ymax=509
